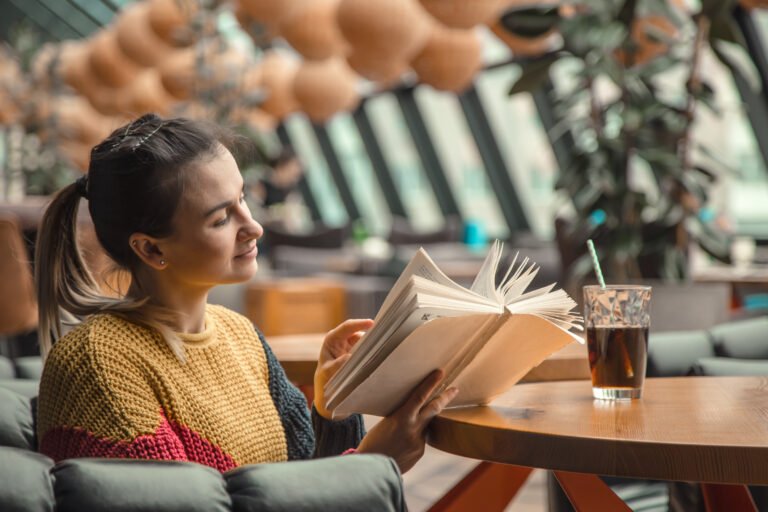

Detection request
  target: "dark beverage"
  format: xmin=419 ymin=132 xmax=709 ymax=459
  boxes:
xmin=587 ymin=326 xmax=648 ymax=396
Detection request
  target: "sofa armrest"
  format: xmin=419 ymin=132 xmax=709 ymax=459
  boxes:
xmin=227 ymin=454 xmax=404 ymax=512
xmin=690 ymin=357 xmax=768 ymax=377
xmin=647 ymin=331 xmax=714 ymax=377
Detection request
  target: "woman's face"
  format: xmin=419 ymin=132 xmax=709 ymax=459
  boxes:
xmin=158 ymin=145 xmax=263 ymax=289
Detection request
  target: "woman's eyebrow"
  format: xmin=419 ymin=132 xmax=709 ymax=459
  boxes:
xmin=202 ymin=184 xmax=246 ymax=218
xmin=203 ymin=200 xmax=233 ymax=218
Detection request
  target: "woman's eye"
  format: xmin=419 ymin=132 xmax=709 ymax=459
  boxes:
xmin=239 ymin=193 xmax=247 ymax=204
xmin=213 ymin=215 xmax=230 ymax=227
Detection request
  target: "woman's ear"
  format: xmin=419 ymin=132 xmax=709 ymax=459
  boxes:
xmin=128 ymin=234 xmax=168 ymax=270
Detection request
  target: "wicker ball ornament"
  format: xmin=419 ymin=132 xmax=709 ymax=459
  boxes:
xmin=411 ymin=25 xmax=482 ymax=92
xmin=293 ymin=57 xmax=360 ymax=122
xmin=259 ymin=51 xmax=300 ymax=119
xmin=88 ymin=30 xmax=141 ymax=89
xmin=147 ymin=0 xmax=199 ymax=46
xmin=346 ymin=48 xmax=408 ymax=85
xmin=337 ymin=0 xmax=431 ymax=62
xmin=279 ymin=0 xmax=348 ymax=60
xmin=116 ymin=2 xmax=177 ymax=68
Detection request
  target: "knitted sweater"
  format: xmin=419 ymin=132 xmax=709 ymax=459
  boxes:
xmin=37 ymin=304 xmax=364 ymax=472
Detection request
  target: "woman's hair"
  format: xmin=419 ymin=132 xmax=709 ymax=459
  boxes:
xmin=36 ymin=113 xmax=241 ymax=361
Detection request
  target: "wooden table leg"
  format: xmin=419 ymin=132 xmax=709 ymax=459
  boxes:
xmin=702 ymin=484 xmax=757 ymax=512
xmin=427 ymin=462 xmax=532 ymax=512
xmin=553 ymin=471 xmax=632 ymax=512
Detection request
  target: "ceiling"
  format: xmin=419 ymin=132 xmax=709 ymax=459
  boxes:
xmin=0 ymin=0 xmax=129 ymax=43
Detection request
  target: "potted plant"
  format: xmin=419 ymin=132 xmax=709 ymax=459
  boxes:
xmin=501 ymin=0 xmax=758 ymax=284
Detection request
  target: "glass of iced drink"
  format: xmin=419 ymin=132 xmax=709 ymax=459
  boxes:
xmin=583 ymin=285 xmax=652 ymax=400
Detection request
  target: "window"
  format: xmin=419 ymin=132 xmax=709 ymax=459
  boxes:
xmin=415 ymin=86 xmax=508 ymax=238
xmin=326 ymin=114 xmax=392 ymax=236
xmin=365 ymin=94 xmax=443 ymax=232
xmin=475 ymin=65 xmax=560 ymax=238
xmin=284 ymin=115 xmax=348 ymax=227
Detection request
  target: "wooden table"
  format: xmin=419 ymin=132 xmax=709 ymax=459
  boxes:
xmin=426 ymin=377 xmax=768 ymax=511
xmin=268 ymin=335 xmax=589 ymax=386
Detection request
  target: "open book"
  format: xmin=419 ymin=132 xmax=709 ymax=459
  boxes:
xmin=325 ymin=240 xmax=583 ymax=418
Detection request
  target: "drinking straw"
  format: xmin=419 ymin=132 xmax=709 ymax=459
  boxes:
xmin=586 ymin=239 xmax=606 ymax=289
xmin=586 ymin=239 xmax=634 ymax=378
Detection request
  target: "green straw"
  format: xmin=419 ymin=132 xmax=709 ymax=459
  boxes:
xmin=587 ymin=239 xmax=606 ymax=289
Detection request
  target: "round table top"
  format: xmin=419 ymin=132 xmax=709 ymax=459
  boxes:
xmin=427 ymin=376 xmax=768 ymax=485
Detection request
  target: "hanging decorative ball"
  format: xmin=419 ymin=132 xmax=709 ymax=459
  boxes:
xmin=346 ymin=48 xmax=408 ymax=85
xmin=147 ymin=0 xmax=199 ymax=47
xmin=411 ymin=25 xmax=482 ymax=92
xmin=0 ymin=89 xmax=22 ymax=125
xmin=238 ymin=0 xmax=305 ymax=26
xmin=259 ymin=51 xmax=300 ymax=119
xmin=279 ymin=0 xmax=347 ymax=60
xmin=88 ymin=30 xmax=141 ymax=89
xmin=157 ymin=48 xmax=196 ymax=100
xmin=337 ymin=0 xmax=431 ymax=62
xmin=418 ymin=0 xmax=503 ymax=29
xmin=122 ymin=69 xmax=177 ymax=117
xmin=116 ymin=2 xmax=177 ymax=68
xmin=293 ymin=57 xmax=360 ymax=122
xmin=230 ymin=107 xmax=277 ymax=132
xmin=233 ymin=1 xmax=280 ymax=46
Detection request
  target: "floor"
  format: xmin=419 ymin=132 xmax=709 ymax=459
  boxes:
xmin=363 ymin=416 xmax=548 ymax=512
xmin=402 ymin=445 xmax=548 ymax=512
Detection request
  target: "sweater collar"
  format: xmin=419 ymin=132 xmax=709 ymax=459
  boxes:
xmin=176 ymin=310 xmax=218 ymax=348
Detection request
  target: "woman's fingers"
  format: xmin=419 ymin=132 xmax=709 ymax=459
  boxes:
xmin=418 ymin=386 xmax=459 ymax=423
xmin=324 ymin=319 xmax=374 ymax=357
xmin=400 ymin=369 xmax=444 ymax=420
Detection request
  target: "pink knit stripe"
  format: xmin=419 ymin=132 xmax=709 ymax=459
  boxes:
xmin=39 ymin=411 xmax=238 ymax=472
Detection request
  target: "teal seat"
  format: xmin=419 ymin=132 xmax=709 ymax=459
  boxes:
xmin=0 ymin=388 xmax=405 ymax=511
xmin=690 ymin=357 xmax=768 ymax=377
xmin=646 ymin=330 xmax=714 ymax=377
xmin=708 ymin=316 xmax=768 ymax=359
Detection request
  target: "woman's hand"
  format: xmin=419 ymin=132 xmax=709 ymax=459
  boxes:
xmin=314 ymin=318 xmax=375 ymax=420
xmin=356 ymin=370 xmax=458 ymax=474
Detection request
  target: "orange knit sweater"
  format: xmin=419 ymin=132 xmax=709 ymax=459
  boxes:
xmin=37 ymin=305 xmax=289 ymax=471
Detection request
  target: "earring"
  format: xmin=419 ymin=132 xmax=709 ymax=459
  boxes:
xmin=131 ymin=241 xmax=138 ymax=247
xmin=159 ymin=260 xmax=166 ymax=266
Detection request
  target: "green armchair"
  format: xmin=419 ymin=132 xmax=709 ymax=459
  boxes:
xmin=0 ymin=388 xmax=405 ymax=512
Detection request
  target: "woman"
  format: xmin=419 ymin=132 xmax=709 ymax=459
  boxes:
xmin=35 ymin=114 xmax=457 ymax=473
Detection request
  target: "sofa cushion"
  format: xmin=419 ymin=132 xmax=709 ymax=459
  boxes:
xmin=690 ymin=357 xmax=768 ymax=377
xmin=14 ymin=356 xmax=43 ymax=380
xmin=0 ymin=447 xmax=54 ymax=512
xmin=0 ymin=378 xmax=39 ymax=398
xmin=52 ymin=459 xmax=231 ymax=512
xmin=708 ymin=317 xmax=768 ymax=359
xmin=0 ymin=386 xmax=36 ymax=450
xmin=646 ymin=331 xmax=714 ymax=377
xmin=227 ymin=454 xmax=404 ymax=512
xmin=0 ymin=355 xmax=14 ymax=379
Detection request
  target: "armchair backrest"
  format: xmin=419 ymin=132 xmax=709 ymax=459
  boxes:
xmin=0 ymin=388 xmax=404 ymax=511
xmin=0 ymin=448 xmax=404 ymax=512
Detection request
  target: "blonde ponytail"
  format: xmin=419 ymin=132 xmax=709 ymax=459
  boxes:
xmin=35 ymin=183 xmax=185 ymax=361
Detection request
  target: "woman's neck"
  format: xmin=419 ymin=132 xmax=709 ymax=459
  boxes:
xmin=128 ymin=275 xmax=209 ymax=333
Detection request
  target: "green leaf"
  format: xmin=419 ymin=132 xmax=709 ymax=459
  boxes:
xmin=508 ymin=54 xmax=561 ymax=95
xmin=499 ymin=5 xmax=561 ymax=39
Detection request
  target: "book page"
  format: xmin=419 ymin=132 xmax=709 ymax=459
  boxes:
xmin=469 ymin=240 xmax=503 ymax=303
xmin=450 ymin=313 xmax=580 ymax=407
xmin=331 ymin=314 xmax=498 ymax=418
xmin=376 ymin=248 xmax=469 ymax=320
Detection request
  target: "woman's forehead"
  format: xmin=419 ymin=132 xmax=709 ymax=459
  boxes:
xmin=181 ymin=149 xmax=242 ymax=208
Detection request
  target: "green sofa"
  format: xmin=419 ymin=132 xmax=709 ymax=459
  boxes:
xmin=0 ymin=387 xmax=405 ymax=512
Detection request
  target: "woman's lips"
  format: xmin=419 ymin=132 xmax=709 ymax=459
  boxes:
xmin=236 ymin=244 xmax=258 ymax=258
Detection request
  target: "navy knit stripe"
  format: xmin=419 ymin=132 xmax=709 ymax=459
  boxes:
xmin=255 ymin=328 xmax=365 ymax=459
